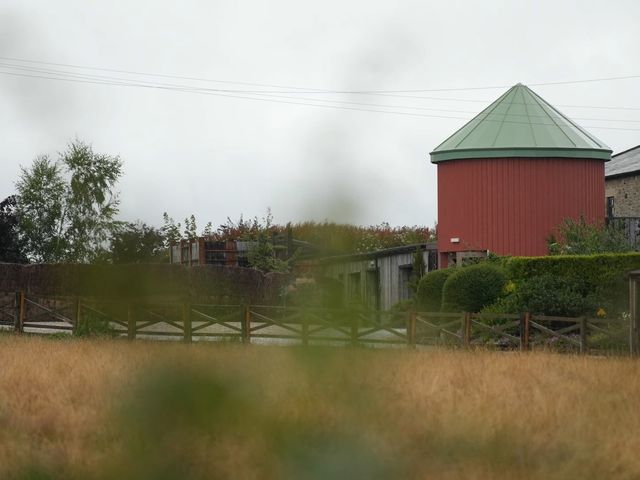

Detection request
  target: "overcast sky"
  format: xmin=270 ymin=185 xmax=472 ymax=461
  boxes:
xmin=1 ymin=0 xmax=639 ymax=230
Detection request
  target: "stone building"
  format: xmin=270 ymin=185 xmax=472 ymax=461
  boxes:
xmin=605 ymin=145 xmax=640 ymax=218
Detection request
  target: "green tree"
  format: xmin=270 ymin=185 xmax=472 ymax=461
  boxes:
xmin=0 ymin=195 xmax=27 ymax=263
xmin=110 ymin=221 xmax=167 ymax=264
xmin=409 ymin=246 xmax=426 ymax=293
xmin=247 ymin=232 xmax=291 ymax=273
xmin=162 ymin=213 xmax=182 ymax=248
xmin=16 ymin=140 xmax=122 ymax=263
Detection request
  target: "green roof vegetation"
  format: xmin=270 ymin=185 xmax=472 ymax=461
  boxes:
xmin=430 ymin=83 xmax=612 ymax=163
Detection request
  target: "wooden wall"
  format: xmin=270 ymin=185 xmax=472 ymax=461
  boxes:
xmin=322 ymin=251 xmax=431 ymax=310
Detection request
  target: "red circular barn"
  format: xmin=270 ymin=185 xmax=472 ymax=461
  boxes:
xmin=431 ymin=84 xmax=611 ymax=267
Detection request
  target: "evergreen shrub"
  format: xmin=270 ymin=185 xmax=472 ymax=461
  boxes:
xmin=441 ymin=263 xmax=506 ymax=313
xmin=501 ymin=253 xmax=640 ymax=316
xmin=415 ymin=268 xmax=456 ymax=312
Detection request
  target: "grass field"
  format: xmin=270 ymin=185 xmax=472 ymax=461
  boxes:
xmin=0 ymin=336 xmax=639 ymax=479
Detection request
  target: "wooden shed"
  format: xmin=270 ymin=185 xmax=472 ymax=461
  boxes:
xmin=319 ymin=243 xmax=437 ymax=310
xmin=431 ymin=83 xmax=612 ymax=267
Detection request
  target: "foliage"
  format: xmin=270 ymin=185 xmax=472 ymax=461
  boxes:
xmin=409 ymin=246 xmax=426 ymax=293
xmin=247 ymin=232 xmax=291 ymax=273
xmin=167 ymin=208 xmax=437 ymax=255
xmin=0 ymin=195 xmax=27 ymax=263
xmin=415 ymin=268 xmax=456 ymax=312
xmin=283 ymin=276 xmax=344 ymax=308
xmin=442 ymin=264 xmax=506 ymax=313
xmin=289 ymin=220 xmax=436 ymax=254
xmin=74 ymin=317 xmax=116 ymax=337
xmin=547 ymin=216 xmax=631 ymax=255
xmin=485 ymin=275 xmax=590 ymax=317
xmin=499 ymin=253 xmax=640 ymax=317
xmin=15 ymin=140 xmax=122 ymax=263
xmin=161 ymin=213 xmax=212 ymax=247
xmin=161 ymin=213 xmax=183 ymax=247
xmin=109 ymin=221 xmax=167 ymax=264
xmin=388 ymin=298 xmax=415 ymax=324
xmin=160 ymin=206 xmax=434 ymax=272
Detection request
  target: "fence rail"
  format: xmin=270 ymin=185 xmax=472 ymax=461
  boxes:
xmin=0 ymin=292 xmax=631 ymax=354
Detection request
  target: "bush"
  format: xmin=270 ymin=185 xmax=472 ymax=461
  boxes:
xmin=415 ymin=268 xmax=456 ymax=312
xmin=547 ymin=216 xmax=631 ymax=255
xmin=509 ymin=274 xmax=591 ymax=317
xmin=442 ymin=264 xmax=506 ymax=313
xmin=502 ymin=253 xmax=640 ymax=316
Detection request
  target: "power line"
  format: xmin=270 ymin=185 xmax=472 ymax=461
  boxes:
xmin=2 ymin=61 xmax=639 ymax=124
xmin=2 ymin=55 xmax=640 ymax=95
xmin=3 ymin=59 xmax=639 ymax=123
xmin=0 ymin=67 xmax=639 ymax=132
xmin=2 ymin=56 xmax=640 ymax=114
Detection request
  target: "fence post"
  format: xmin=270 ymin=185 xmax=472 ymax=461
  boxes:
xmin=14 ymin=291 xmax=25 ymax=334
xmin=463 ymin=312 xmax=471 ymax=347
xmin=579 ymin=317 xmax=588 ymax=354
xmin=241 ymin=304 xmax=251 ymax=344
xmin=408 ymin=311 xmax=417 ymax=348
xmin=127 ymin=303 xmax=136 ymax=341
xmin=183 ymin=302 xmax=192 ymax=343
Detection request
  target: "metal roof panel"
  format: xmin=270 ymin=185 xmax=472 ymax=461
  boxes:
xmin=605 ymin=145 xmax=640 ymax=178
xmin=431 ymin=84 xmax=612 ymax=163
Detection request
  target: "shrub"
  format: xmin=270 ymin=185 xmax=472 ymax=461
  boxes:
xmin=510 ymin=274 xmax=591 ymax=317
xmin=442 ymin=264 xmax=506 ymax=313
xmin=502 ymin=253 xmax=640 ymax=316
xmin=415 ymin=268 xmax=456 ymax=312
xmin=547 ymin=216 xmax=631 ymax=255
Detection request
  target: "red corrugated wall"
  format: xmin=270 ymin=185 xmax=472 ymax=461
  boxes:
xmin=437 ymin=157 xmax=605 ymax=266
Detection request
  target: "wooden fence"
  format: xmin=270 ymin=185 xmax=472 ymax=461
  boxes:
xmin=0 ymin=292 xmax=631 ymax=354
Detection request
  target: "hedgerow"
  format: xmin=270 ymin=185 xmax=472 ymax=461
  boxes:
xmin=496 ymin=253 xmax=640 ymax=316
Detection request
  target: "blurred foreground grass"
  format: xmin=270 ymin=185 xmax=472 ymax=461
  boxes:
xmin=0 ymin=336 xmax=639 ymax=479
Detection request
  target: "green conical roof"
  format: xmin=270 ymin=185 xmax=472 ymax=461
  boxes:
xmin=430 ymin=83 xmax=612 ymax=163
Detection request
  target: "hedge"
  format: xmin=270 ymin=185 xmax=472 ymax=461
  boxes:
xmin=502 ymin=253 xmax=640 ymax=285
xmin=499 ymin=253 xmax=640 ymax=316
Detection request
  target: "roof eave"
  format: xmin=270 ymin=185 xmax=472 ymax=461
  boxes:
xmin=605 ymin=170 xmax=640 ymax=180
xmin=430 ymin=147 xmax=612 ymax=164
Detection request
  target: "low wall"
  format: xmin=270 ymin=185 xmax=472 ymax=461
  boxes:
xmin=0 ymin=263 xmax=290 ymax=304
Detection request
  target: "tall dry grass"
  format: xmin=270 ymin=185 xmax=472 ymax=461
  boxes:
xmin=0 ymin=335 xmax=639 ymax=479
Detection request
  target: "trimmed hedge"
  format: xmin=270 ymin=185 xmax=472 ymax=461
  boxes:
xmin=442 ymin=263 xmax=506 ymax=313
xmin=502 ymin=253 xmax=640 ymax=284
xmin=415 ymin=268 xmax=456 ymax=312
